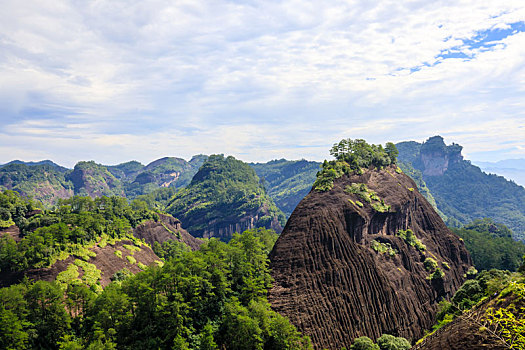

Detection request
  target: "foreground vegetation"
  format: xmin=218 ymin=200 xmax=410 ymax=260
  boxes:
xmin=0 ymin=191 xmax=157 ymax=272
xmin=0 ymin=228 xmax=311 ymax=350
xmin=419 ymin=267 xmax=525 ymax=348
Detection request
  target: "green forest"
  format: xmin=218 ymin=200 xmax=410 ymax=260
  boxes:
xmin=0 ymin=227 xmax=312 ymax=349
xmin=0 ymin=191 xmax=157 ymax=272
xmin=166 ymin=155 xmax=285 ymax=238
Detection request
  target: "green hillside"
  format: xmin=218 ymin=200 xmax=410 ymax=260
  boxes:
xmin=0 ymin=163 xmax=73 ymax=205
xmin=452 ymin=218 xmax=525 ymax=271
xmin=67 ymin=161 xmax=126 ymax=198
xmin=397 ymin=136 xmax=525 ymax=241
xmin=250 ymin=159 xmax=320 ymax=217
xmin=167 ymin=155 xmax=285 ymax=240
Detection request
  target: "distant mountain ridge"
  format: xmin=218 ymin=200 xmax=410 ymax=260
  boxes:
xmin=0 ymin=156 xmax=207 ymax=206
xmin=250 ymin=159 xmax=321 ymax=217
xmin=2 ymin=139 xmax=524 ymax=242
xmin=473 ymin=158 xmax=525 ymax=187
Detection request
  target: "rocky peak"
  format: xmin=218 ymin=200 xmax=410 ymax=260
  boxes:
xmin=419 ymin=136 xmax=463 ymax=176
xmin=269 ymin=165 xmax=471 ymax=349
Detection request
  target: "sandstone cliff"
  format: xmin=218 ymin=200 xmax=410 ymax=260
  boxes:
xmin=269 ymin=166 xmax=471 ymax=349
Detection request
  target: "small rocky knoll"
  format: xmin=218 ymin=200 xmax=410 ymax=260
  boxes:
xmin=133 ymin=213 xmax=202 ymax=250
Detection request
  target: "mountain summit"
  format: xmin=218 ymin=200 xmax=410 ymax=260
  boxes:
xmin=269 ymin=139 xmax=471 ymax=349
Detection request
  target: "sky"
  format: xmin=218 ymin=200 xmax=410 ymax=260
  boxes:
xmin=1 ymin=1 xmax=524 ymax=167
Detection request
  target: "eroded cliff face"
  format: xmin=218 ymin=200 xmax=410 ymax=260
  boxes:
xmin=268 ymin=166 xmax=471 ymax=350
xmin=418 ymin=136 xmax=463 ymax=176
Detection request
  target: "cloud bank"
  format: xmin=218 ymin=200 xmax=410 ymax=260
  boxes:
xmin=1 ymin=0 xmax=524 ymax=166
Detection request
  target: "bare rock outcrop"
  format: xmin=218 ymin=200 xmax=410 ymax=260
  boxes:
xmin=269 ymin=166 xmax=471 ymax=349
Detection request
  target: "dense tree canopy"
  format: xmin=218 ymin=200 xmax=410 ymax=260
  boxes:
xmin=314 ymin=139 xmax=398 ymax=191
xmin=452 ymin=218 xmax=525 ymax=271
xmin=0 ymin=228 xmax=311 ymax=349
xmin=0 ymin=192 xmax=158 ymax=272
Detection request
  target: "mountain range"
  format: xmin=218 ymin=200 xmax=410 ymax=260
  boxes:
xmin=1 ymin=137 xmax=524 ymax=349
xmin=1 ymin=136 xmax=524 ymax=242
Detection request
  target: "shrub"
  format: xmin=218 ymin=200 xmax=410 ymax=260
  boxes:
xmin=56 ymin=264 xmax=80 ymax=289
xmin=466 ymin=266 xmax=478 ymax=278
xmin=376 ymin=334 xmax=411 ymax=350
xmin=114 ymin=250 xmax=122 ymax=258
xmin=442 ymin=261 xmax=450 ymax=270
xmin=123 ymin=244 xmax=141 ymax=255
xmin=424 ymin=258 xmax=438 ymax=272
xmin=126 ymin=255 xmax=137 ymax=264
xmin=452 ymin=279 xmax=483 ymax=309
xmin=111 ymin=268 xmax=131 ymax=282
xmin=396 ymin=229 xmax=425 ymax=251
xmin=351 ymin=336 xmax=380 ymax=350
xmin=371 ymin=240 xmax=397 ymax=257
xmin=428 ymin=268 xmax=445 ymax=281
xmin=74 ymin=259 xmax=101 ymax=287
xmin=372 ymin=202 xmax=391 ymax=213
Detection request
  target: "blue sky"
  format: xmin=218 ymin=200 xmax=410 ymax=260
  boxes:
xmin=1 ymin=1 xmax=524 ymax=167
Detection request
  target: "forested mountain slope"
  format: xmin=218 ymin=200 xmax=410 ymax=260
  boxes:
xmin=167 ymin=155 xmax=285 ymax=241
xmin=0 ymin=156 xmax=207 ymax=206
xmin=397 ymin=136 xmax=525 ymax=241
xmin=250 ymin=159 xmax=320 ymax=218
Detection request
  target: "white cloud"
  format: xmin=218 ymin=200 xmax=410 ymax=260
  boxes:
xmin=0 ymin=0 xmax=524 ymax=165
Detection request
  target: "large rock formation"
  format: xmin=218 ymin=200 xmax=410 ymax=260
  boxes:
xmin=269 ymin=165 xmax=471 ymax=349
xmin=417 ymin=135 xmax=463 ymax=176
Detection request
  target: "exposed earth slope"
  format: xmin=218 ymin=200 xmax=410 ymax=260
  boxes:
xmin=269 ymin=165 xmax=471 ymax=349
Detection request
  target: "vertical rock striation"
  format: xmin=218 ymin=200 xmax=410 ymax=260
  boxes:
xmin=269 ymin=166 xmax=471 ymax=349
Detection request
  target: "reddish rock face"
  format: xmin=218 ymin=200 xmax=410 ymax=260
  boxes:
xmin=269 ymin=166 xmax=471 ymax=350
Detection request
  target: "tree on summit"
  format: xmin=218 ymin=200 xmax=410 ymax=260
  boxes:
xmin=315 ymin=138 xmax=399 ymax=191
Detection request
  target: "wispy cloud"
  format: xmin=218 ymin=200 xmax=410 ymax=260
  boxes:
xmin=1 ymin=0 xmax=524 ymax=166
